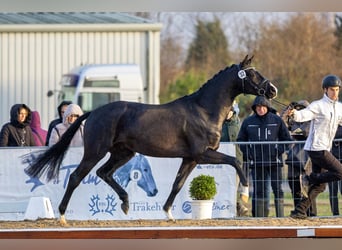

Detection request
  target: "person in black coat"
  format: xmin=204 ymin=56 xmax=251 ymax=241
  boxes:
xmin=328 ymin=125 xmax=342 ymax=215
xmin=0 ymin=103 xmax=36 ymax=146
xmin=237 ymin=96 xmax=292 ymax=217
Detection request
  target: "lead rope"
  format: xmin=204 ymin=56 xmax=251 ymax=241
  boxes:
xmin=271 ymin=98 xmax=290 ymax=108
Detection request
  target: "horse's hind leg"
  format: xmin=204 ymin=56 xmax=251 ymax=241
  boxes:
xmin=163 ymin=158 xmax=197 ymax=221
xmin=59 ymin=157 xmax=102 ymax=225
xmin=196 ymin=149 xmax=248 ymax=186
xmin=96 ymin=150 xmax=134 ymax=215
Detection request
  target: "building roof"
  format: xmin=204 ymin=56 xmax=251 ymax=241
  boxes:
xmin=0 ymin=12 xmax=152 ymax=25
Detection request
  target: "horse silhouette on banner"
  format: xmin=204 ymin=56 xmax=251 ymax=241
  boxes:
xmin=113 ymin=153 xmax=157 ymax=197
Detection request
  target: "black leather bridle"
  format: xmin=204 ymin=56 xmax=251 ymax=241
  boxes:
xmin=238 ymin=66 xmax=271 ymax=96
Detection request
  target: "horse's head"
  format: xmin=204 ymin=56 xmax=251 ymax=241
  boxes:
xmin=113 ymin=154 xmax=158 ymax=197
xmin=238 ymin=55 xmax=277 ymax=99
xmin=132 ymin=154 xmax=158 ymax=197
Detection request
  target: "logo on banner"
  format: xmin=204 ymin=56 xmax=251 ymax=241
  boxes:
xmin=182 ymin=201 xmax=192 ymax=214
xmin=89 ymin=194 xmax=117 ymax=215
xmin=196 ymin=164 xmax=223 ymax=170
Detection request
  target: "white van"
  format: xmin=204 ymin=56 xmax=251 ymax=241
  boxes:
xmin=55 ymin=64 xmax=145 ymax=112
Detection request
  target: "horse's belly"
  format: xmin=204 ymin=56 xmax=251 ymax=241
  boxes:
xmin=134 ymin=144 xmax=190 ymax=158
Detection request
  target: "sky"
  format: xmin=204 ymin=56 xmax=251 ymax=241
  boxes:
xmin=1 ymin=0 xmax=342 ymax=12
xmin=151 ymin=12 xmax=292 ymax=53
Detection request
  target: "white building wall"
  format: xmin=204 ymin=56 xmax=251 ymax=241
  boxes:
xmin=0 ymin=25 xmax=161 ymax=129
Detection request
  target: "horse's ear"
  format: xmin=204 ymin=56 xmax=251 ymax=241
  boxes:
xmin=249 ymin=55 xmax=254 ymax=63
xmin=240 ymin=55 xmax=254 ymax=68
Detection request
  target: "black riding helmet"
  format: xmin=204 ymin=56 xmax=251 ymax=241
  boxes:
xmin=322 ymin=74 xmax=342 ymax=89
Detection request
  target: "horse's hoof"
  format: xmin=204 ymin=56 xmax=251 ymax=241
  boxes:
xmin=164 ymin=210 xmax=175 ymax=221
xmin=121 ymin=203 xmax=129 ymax=214
xmin=60 ymin=215 xmax=67 ymax=226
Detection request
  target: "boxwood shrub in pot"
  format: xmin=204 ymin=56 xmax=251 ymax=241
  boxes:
xmin=189 ymin=174 xmax=217 ymax=200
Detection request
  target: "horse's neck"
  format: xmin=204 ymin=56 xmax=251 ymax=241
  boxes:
xmin=193 ymin=68 xmax=240 ymax=121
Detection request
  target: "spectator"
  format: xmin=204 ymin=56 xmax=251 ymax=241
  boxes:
xmin=328 ymin=180 xmax=342 ymax=215
xmin=30 ymin=111 xmax=48 ymax=146
xmin=282 ymin=100 xmax=316 ymax=216
xmin=48 ymin=104 xmax=84 ymax=147
xmin=0 ymin=104 xmax=36 ymax=146
xmin=288 ymin=74 xmax=342 ymax=219
xmin=220 ymin=102 xmax=249 ymax=216
xmin=328 ymin=125 xmax=342 ymax=215
xmin=237 ymin=96 xmax=292 ymax=217
xmin=45 ymin=100 xmax=72 ymax=145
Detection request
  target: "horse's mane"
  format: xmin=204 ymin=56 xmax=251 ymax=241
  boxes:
xmin=187 ymin=64 xmax=237 ymax=99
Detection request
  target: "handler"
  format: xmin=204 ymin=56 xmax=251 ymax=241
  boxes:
xmin=288 ymin=74 xmax=342 ymax=219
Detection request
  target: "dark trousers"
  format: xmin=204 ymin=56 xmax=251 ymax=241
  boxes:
xmin=328 ymin=180 xmax=342 ymax=215
xmin=288 ymin=175 xmax=317 ymax=216
xmin=295 ymin=150 xmax=342 ymax=214
xmin=309 ymin=150 xmax=342 ymax=183
xmin=250 ymin=164 xmax=284 ymax=217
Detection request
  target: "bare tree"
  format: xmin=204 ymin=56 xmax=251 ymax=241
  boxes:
xmin=254 ymin=13 xmax=339 ymax=103
xmin=133 ymin=12 xmax=342 ymax=107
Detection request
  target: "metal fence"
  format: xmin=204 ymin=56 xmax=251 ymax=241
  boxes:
xmin=230 ymin=139 xmax=342 ymax=217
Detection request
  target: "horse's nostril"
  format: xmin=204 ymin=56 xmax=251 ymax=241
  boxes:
xmin=152 ymin=189 xmax=158 ymax=196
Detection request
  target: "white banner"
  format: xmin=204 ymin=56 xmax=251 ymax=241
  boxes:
xmin=0 ymin=144 xmax=237 ymax=221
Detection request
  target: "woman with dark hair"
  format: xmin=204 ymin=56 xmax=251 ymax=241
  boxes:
xmin=45 ymin=100 xmax=72 ymax=145
xmin=0 ymin=103 xmax=36 ymax=146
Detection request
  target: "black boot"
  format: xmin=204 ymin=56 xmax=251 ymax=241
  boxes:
xmin=290 ymin=197 xmax=310 ymax=219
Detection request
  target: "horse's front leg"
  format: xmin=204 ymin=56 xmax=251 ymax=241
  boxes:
xmin=96 ymin=153 xmax=133 ymax=214
xmin=196 ymin=149 xmax=248 ymax=186
xmin=163 ymin=158 xmax=197 ymax=221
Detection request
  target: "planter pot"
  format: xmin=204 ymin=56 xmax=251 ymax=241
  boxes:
xmin=191 ymin=200 xmax=214 ymax=220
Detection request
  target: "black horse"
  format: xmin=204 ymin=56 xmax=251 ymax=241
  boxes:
xmin=24 ymin=55 xmax=277 ymax=224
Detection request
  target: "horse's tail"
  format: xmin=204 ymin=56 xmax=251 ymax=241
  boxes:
xmin=24 ymin=111 xmax=91 ymax=181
